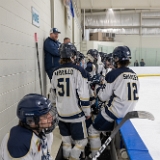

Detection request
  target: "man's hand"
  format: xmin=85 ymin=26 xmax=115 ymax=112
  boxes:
xmin=85 ymin=116 xmax=91 ymax=120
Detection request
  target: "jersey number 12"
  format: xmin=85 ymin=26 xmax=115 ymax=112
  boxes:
xmin=127 ymin=82 xmax=139 ymax=101
xmin=57 ymin=78 xmax=70 ymax=97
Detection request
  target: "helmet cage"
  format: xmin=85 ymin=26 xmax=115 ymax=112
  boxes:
xmin=24 ymin=106 xmax=58 ymax=134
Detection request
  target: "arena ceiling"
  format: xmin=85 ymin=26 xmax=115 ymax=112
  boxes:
xmin=76 ymin=0 xmax=160 ymax=10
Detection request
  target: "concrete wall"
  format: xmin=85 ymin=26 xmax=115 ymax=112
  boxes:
xmin=53 ymin=0 xmax=72 ymax=42
xmin=115 ymin=35 xmax=160 ymax=48
xmin=84 ymin=30 xmax=160 ymax=66
xmin=73 ymin=16 xmax=81 ymax=51
xmin=53 ymin=0 xmax=81 ymax=50
xmin=85 ymin=41 xmax=123 ymax=54
xmin=0 ymin=0 xmax=82 ymax=145
xmin=0 ymin=0 xmax=51 ymax=144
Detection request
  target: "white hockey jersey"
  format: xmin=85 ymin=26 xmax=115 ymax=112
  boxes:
xmin=96 ymin=67 xmax=140 ymax=118
xmin=97 ymin=62 xmax=106 ymax=77
xmin=85 ymin=62 xmax=106 ymax=78
xmin=50 ymin=63 xmax=91 ymax=123
xmin=0 ymin=125 xmax=53 ymax=160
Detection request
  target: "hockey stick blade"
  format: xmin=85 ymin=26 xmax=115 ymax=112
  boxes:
xmin=92 ymin=111 xmax=154 ymax=160
xmin=137 ymin=111 xmax=154 ymax=121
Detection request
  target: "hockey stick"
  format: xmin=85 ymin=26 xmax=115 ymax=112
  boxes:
xmin=92 ymin=111 xmax=154 ymax=160
xmin=34 ymin=33 xmax=43 ymax=95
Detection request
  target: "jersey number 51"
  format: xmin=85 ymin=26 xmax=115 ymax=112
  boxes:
xmin=57 ymin=78 xmax=70 ymax=97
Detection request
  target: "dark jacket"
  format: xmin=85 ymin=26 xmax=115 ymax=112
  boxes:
xmin=44 ymin=37 xmax=61 ymax=71
xmin=134 ymin=62 xmax=139 ymax=66
xmin=140 ymin=61 xmax=145 ymax=66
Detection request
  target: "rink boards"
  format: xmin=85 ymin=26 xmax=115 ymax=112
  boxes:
xmin=115 ymin=76 xmax=160 ymax=160
xmin=130 ymin=76 xmax=160 ymax=160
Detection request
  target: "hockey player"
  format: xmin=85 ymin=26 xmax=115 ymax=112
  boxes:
xmin=77 ymin=52 xmax=86 ymax=69
xmin=0 ymin=93 xmax=58 ymax=160
xmin=80 ymin=53 xmax=86 ymax=69
xmin=49 ymin=43 xmax=91 ymax=160
xmin=85 ymin=49 xmax=106 ymax=78
xmin=85 ymin=49 xmax=106 ymax=112
xmin=99 ymin=52 xmax=106 ymax=64
xmin=88 ymin=46 xmax=140 ymax=158
xmin=104 ymin=53 xmax=115 ymax=73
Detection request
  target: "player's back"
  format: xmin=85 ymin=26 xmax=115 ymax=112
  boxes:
xmin=52 ymin=63 xmax=89 ymax=122
xmin=105 ymin=67 xmax=139 ymax=118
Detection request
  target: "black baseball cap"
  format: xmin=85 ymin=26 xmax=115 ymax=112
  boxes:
xmin=50 ymin=28 xmax=61 ymax=34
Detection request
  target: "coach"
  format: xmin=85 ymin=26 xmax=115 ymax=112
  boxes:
xmin=44 ymin=28 xmax=61 ymax=81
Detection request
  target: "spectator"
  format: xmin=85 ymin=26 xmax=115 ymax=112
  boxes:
xmin=64 ymin=37 xmax=70 ymax=44
xmin=44 ymin=28 xmax=61 ymax=81
xmin=134 ymin=60 xmax=139 ymax=66
xmin=140 ymin=59 xmax=145 ymax=66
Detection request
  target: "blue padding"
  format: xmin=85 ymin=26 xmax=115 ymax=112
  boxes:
xmin=116 ymin=119 xmax=153 ymax=160
xmin=117 ymin=119 xmax=148 ymax=151
xmin=127 ymin=150 xmax=153 ymax=160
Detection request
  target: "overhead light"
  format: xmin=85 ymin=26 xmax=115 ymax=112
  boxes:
xmin=108 ymin=8 xmax=113 ymax=11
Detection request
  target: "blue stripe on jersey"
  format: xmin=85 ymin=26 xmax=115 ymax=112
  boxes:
xmin=58 ymin=111 xmax=85 ymax=120
xmin=96 ymin=86 xmax=102 ymax=94
xmin=105 ymin=107 xmax=117 ymax=119
xmin=105 ymin=67 xmax=136 ymax=83
xmin=80 ymin=101 xmax=90 ymax=106
xmin=76 ymin=89 xmax=81 ymax=107
xmin=107 ymin=94 xmax=116 ymax=107
xmin=8 ymin=126 xmax=32 ymax=158
xmin=53 ymin=62 xmax=88 ymax=79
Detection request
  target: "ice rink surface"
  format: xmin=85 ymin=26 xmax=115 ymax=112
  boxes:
xmin=131 ymin=76 xmax=160 ymax=160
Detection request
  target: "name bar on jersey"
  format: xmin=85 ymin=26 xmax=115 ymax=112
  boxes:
xmin=123 ymin=74 xmax=138 ymax=81
xmin=55 ymin=69 xmax=73 ymax=76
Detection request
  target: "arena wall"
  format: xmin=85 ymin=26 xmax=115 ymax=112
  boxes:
xmin=0 ymin=0 xmax=51 ymax=144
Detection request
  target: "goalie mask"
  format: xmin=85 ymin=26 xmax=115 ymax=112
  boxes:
xmin=17 ymin=94 xmax=58 ymax=134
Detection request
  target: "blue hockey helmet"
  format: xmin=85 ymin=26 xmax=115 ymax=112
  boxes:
xmin=87 ymin=49 xmax=99 ymax=59
xmin=87 ymin=49 xmax=99 ymax=63
xmin=75 ymin=51 xmax=83 ymax=63
xmin=17 ymin=93 xmax=58 ymax=133
xmin=60 ymin=43 xmax=77 ymax=59
xmin=79 ymin=52 xmax=85 ymax=59
xmin=113 ymin=46 xmax=131 ymax=61
xmin=99 ymin=52 xmax=105 ymax=59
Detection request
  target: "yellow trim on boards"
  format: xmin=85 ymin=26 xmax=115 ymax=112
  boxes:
xmin=138 ymin=74 xmax=160 ymax=77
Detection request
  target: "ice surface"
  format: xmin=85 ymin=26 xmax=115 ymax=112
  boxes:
xmin=131 ymin=77 xmax=160 ymax=160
